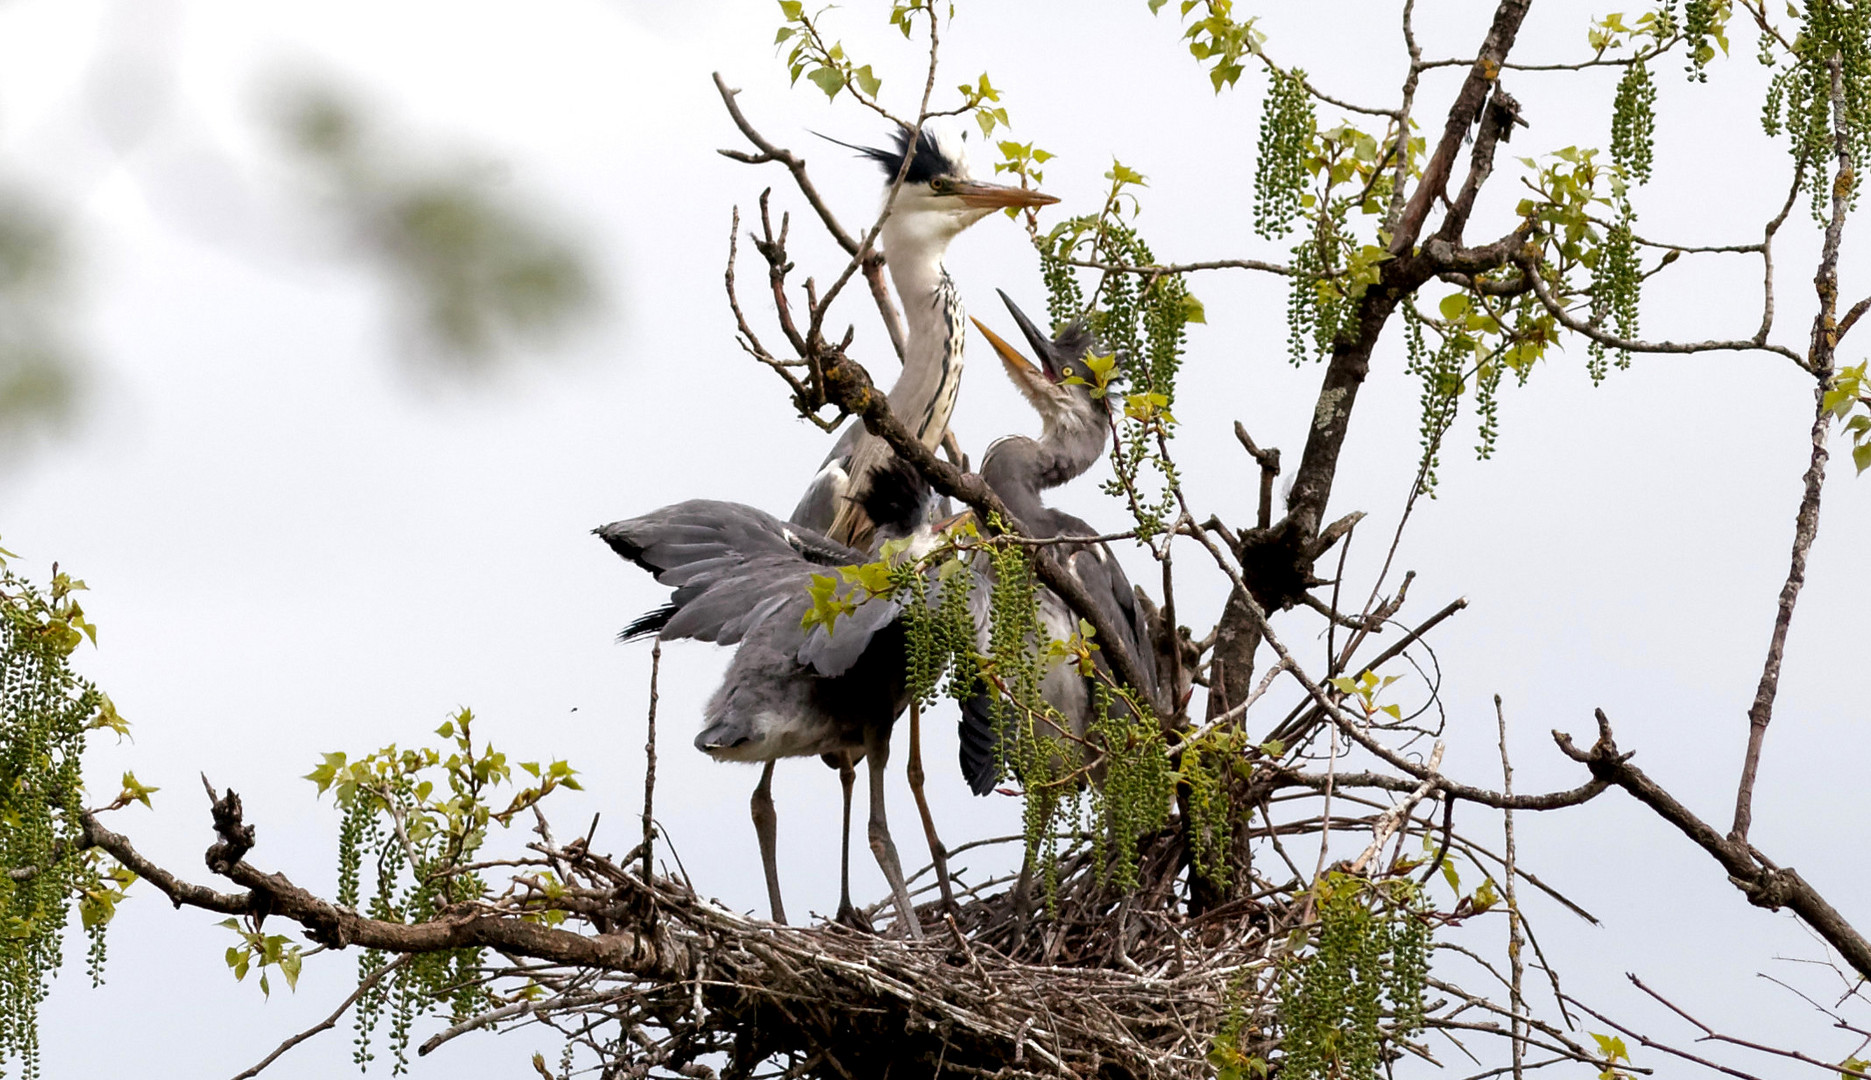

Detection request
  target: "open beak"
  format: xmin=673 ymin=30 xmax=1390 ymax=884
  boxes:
xmin=970 ymin=315 xmax=1053 ymax=406
xmin=953 ymin=179 xmax=1059 ymax=211
xmin=996 ymin=291 xmax=1062 ymax=380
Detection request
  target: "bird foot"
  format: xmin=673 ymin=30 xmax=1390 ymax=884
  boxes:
xmin=833 ymin=900 xmax=875 ymax=934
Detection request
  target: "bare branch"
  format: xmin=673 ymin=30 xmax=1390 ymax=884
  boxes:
xmin=1731 ymin=53 xmax=1851 ymax=844
xmin=1556 ymin=710 xmax=1871 ymax=980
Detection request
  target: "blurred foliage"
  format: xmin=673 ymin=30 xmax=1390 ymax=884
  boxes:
xmin=0 ymin=547 xmax=136 ymax=1080
xmin=0 ymin=196 xmax=82 ymax=464
xmin=276 ymin=88 xmax=598 ymax=373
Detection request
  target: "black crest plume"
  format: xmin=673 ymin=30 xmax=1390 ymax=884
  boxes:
xmin=820 ymin=125 xmax=952 ymax=185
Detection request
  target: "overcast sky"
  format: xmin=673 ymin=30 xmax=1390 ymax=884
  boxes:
xmin=8 ymin=0 xmax=1870 ymax=1075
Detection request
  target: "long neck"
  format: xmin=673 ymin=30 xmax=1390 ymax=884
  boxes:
xmin=981 ymin=414 xmax=1107 ymax=538
xmin=880 ymin=219 xmax=964 ymax=450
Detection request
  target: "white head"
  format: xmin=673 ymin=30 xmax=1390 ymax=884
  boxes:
xmin=848 ymin=121 xmax=1057 ymax=253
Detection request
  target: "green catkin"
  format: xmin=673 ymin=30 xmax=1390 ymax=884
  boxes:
xmin=1403 ymin=305 xmax=1464 ymax=497
xmin=1474 ymin=357 xmax=1505 ymax=460
xmin=1254 ymin=68 xmax=1314 ymax=239
xmin=1611 ymin=58 xmax=1658 ymax=184
xmin=1586 ymin=211 xmax=1642 ymax=380
xmin=1277 ymin=876 xmax=1431 ymax=1080
xmin=1762 ymin=0 xmax=1871 ymax=221
xmin=0 ymin=564 xmax=116 ymax=1080
xmin=1683 ymin=0 xmax=1725 ymax=82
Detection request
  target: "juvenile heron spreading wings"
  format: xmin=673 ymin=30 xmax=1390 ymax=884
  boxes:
xmin=598 ymin=462 xmax=935 ymax=936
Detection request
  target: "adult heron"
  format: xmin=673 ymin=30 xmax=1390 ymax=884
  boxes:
xmin=782 ymin=120 xmax=1053 ymax=925
xmin=959 ymin=292 xmax=1162 ymax=796
xmin=598 ymin=461 xmax=936 ymax=936
xmin=792 ymin=121 xmax=1058 ymax=548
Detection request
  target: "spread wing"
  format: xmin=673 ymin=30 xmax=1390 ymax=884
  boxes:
xmin=597 ymin=499 xmax=898 ymax=678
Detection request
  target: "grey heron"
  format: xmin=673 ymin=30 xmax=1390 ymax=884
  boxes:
xmin=791 ymin=121 xmax=1058 ymax=548
xmin=607 ymin=126 xmax=1053 ymax=936
xmin=781 ymin=120 xmax=1053 ymax=927
xmin=958 ymin=291 xmax=1161 ymax=796
xmin=599 ymin=460 xmax=936 ymax=936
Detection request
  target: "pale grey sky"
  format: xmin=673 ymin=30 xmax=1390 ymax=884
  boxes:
xmin=8 ymin=0 xmax=1869 ymax=1075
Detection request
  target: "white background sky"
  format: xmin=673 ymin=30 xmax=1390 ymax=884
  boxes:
xmin=5 ymin=0 xmax=1868 ymax=1075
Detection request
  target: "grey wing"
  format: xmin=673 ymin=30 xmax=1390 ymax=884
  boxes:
xmin=959 ymin=555 xmax=1003 ymax=795
xmin=1056 ymin=513 xmax=1159 ymax=706
xmin=597 ymin=500 xmax=866 ymax=649
xmin=789 ymin=423 xmax=864 ymax=532
xmin=794 ymin=592 xmax=902 ymax=678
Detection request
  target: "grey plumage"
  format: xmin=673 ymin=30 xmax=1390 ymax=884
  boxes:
xmin=959 ymin=291 xmax=1159 ymax=796
xmin=598 ymin=459 xmax=936 ymax=934
xmin=603 ymin=121 xmax=1056 ymax=936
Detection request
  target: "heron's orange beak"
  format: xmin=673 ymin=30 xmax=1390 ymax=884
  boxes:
xmin=971 ymin=315 xmax=1053 ymax=407
xmin=953 ymin=179 xmax=1059 ymax=210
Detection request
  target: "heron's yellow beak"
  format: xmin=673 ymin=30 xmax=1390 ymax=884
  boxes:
xmin=953 ymin=180 xmax=1059 ymax=210
xmin=972 ymin=316 xmax=1052 ymax=407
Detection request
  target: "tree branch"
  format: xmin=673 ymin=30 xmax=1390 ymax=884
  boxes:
xmin=1730 ymin=53 xmax=1850 ymax=844
xmin=1555 ymin=710 xmax=1871 ymax=980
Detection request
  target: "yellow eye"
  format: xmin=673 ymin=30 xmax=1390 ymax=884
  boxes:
xmin=929 ymin=176 xmax=953 ymax=193
xmin=1061 ymin=366 xmax=1076 ymax=379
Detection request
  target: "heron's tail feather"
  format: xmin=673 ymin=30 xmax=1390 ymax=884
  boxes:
xmin=618 ymin=604 xmax=677 ymax=643
xmin=958 ymin=689 xmax=1002 ymax=796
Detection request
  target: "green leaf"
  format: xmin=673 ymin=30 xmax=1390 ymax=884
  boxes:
xmin=1591 ymin=1033 xmax=1630 ymax=1063
xmin=1106 ymin=161 xmax=1147 ymax=187
xmin=807 ymin=66 xmax=844 ymax=100
xmin=853 ymin=64 xmax=881 ymax=98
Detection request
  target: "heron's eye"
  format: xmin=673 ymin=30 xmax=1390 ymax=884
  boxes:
xmin=1060 ymin=365 xmax=1076 ymax=380
xmin=929 ymin=176 xmax=954 ymax=194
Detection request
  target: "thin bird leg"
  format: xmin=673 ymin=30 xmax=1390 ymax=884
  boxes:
xmin=833 ymin=753 xmax=871 ymax=931
xmin=750 ymin=761 xmax=787 ymax=925
xmin=904 ymin=700 xmax=958 ymax=915
xmin=863 ymin=725 xmax=925 ymax=940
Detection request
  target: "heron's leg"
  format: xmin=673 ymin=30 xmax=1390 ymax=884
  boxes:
xmin=904 ymin=701 xmax=958 ymax=916
xmin=1009 ymin=849 xmax=1035 ymax=946
xmin=833 ymin=753 xmax=871 ymax=931
xmin=863 ymin=726 xmax=924 ymax=940
xmin=750 ymin=761 xmax=786 ymax=925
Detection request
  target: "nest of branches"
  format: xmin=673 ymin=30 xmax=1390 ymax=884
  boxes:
xmin=499 ymin=823 xmax=1288 ymax=1080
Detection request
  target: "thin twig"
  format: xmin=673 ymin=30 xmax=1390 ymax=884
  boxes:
xmin=229 ymin=956 xmax=412 ymax=1079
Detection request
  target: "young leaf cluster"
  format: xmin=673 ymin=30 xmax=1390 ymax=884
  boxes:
xmin=306 ymin=709 xmax=581 ymax=1073
xmin=1149 ymin=0 xmax=1267 ymax=93
xmin=1517 ymin=147 xmax=1643 ymax=378
xmin=1284 ymin=120 xmax=1421 ymax=365
xmin=1825 ymin=361 xmax=1871 ymax=474
xmin=775 ymin=2 xmax=883 ymax=104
